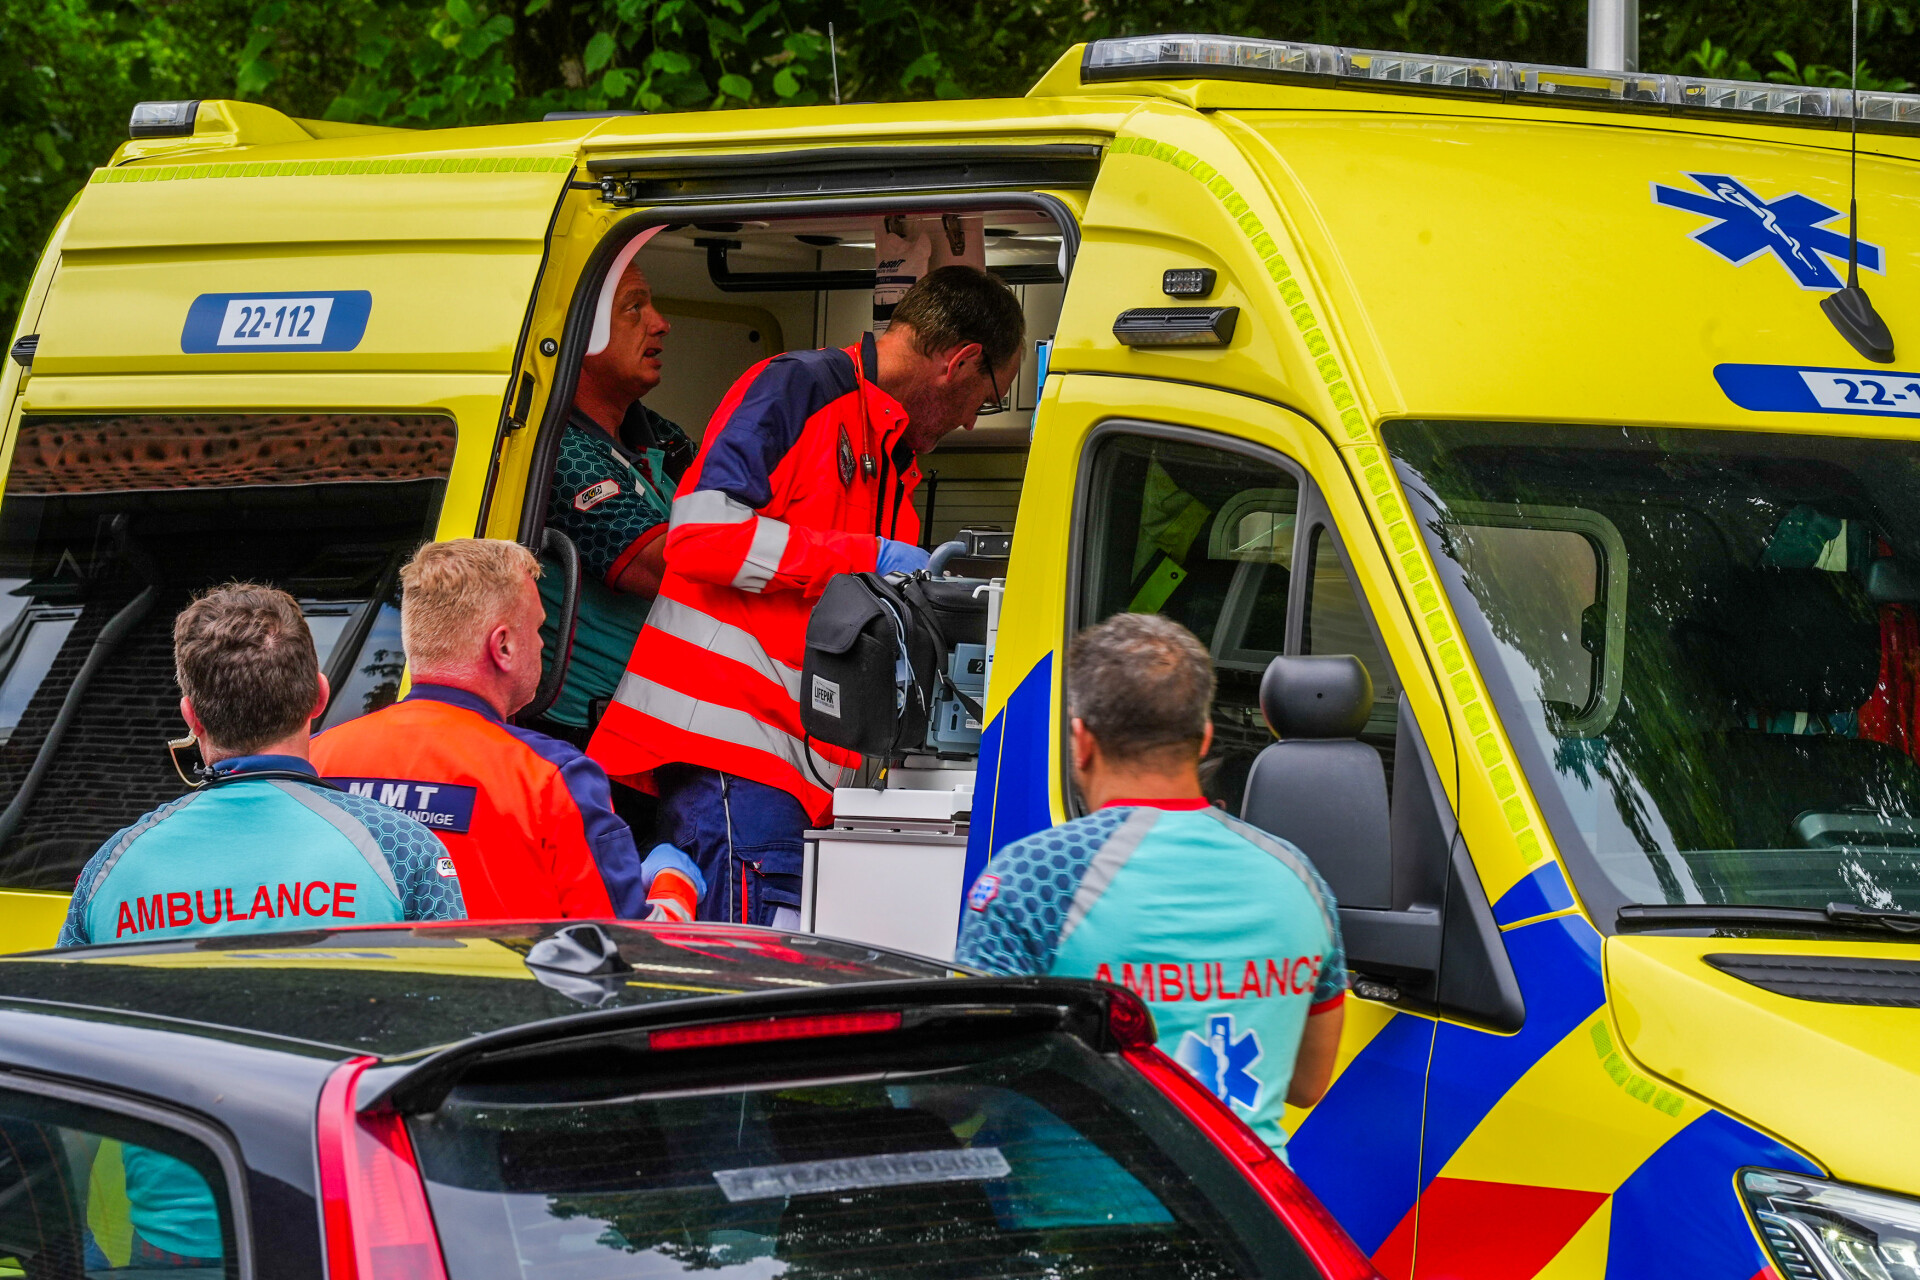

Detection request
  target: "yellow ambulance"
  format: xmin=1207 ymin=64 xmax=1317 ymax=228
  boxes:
xmin=7 ymin=33 xmax=1920 ymax=1278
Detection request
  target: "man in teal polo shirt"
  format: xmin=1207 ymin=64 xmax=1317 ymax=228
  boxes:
xmin=58 ymin=583 xmax=464 ymax=1266
xmin=537 ymin=258 xmax=691 ymax=742
xmin=957 ymin=613 xmax=1345 ymax=1159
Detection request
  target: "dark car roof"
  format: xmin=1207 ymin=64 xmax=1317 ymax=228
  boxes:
xmin=0 ymin=921 xmax=958 ymax=1059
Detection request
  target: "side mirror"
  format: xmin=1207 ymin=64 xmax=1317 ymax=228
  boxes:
xmin=1241 ymin=660 xmax=1523 ymax=1034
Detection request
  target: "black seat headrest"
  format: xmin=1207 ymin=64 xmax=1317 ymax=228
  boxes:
xmin=1868 ymin=558 xmax=1920 ymax=605
xmin=1260 ymin=655 xmax=1372 ymax=739
xmin=1689 ymin=569 xmax=1878 ymax=714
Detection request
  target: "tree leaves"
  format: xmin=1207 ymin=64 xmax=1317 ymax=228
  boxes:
xmin=583 ymin=30 xmax=617 ymax=74
xmin=9 ymin=0 xmax=1920 ymax=335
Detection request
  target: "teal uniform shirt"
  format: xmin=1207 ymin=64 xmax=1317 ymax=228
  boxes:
xmin=59 ymin=755 xmax=465 ymax=946
xmin=956 ymin=800 xmax=1345 ymax=1159
xmin=55 ymin=754 xmax=466 ymax=1261
xmin=540 ymin=405 xmax=686 ymax=728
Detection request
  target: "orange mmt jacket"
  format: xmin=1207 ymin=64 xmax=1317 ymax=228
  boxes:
xmin=311 ymin=684 xmax=644 ymax=919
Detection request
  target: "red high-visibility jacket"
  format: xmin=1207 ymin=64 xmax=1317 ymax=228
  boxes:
xmin=588 ymin=334 xmax=921 ymax=820
xmin=312 ymin=684 xmax=644 ymax=919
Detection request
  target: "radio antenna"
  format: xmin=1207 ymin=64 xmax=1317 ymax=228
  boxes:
xmin=1820 ymin=0 xmax=1896 ymax=361
xmin=829 ymin=22 xmax=842 ymax=105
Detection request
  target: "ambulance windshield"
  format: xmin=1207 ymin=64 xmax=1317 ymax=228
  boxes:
xmin=1386 ymin=421 xmax=1920 ymax=923
xmin=0 ymin=412 xmax=454 ymax=892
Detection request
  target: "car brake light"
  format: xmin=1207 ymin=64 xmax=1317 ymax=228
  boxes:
xmin=317 ymin=1056 xmax=450 ymax=1280
xmin=649 ymin=1009 xmax=903 ymax=1050
xmin=1110 ymin=992 xmax=1381 ymax=1280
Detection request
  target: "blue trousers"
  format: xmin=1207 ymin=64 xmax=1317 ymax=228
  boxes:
xmin=656 ymin=764 xmax=807 ymax=925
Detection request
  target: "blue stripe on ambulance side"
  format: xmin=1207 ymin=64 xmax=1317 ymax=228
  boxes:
xmin=1288 ymin=1011 xmax=1435 ymax=1256
xmin=1294 ymin=889 xmax=1605 ymax=1255
xmin=961 ymin=712 xmax=1004 ymax=908
xmin=959 ymin=653 xmax=1055 ymax=939
xmin=1605 ymin=1109 xmax=1819 ymax=1280
xmin=1491 ymin=861 xmax=1577 ymax=925
xmin=1419 ymin=913 xmax=1606 ymax=1185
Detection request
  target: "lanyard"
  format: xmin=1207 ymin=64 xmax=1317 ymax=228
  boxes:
xmin=849 ymin=339 xmax=878 ymax=482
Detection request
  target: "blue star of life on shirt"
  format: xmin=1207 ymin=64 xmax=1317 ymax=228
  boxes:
xmin=1652 ymin=172 xmax=1883 ymax=290
xmin=1175 ymin=1012 xmax=1264 ymax=1110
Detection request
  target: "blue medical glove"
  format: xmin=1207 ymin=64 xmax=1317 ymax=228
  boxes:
xmin=641 ymin=843 xmax=705 ymax=923
xmin=876 ymin=538 xmax=931 ymax=576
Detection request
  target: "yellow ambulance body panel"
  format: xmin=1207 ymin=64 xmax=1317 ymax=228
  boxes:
xmin=8 ymin=37 xmax=1920 ymax=1277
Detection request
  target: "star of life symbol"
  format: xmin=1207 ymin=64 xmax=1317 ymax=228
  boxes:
xmin=1653 ymin=173 xmax=1883 ymax=291
xmin=1174 ymin=1013 xmax=1264 ymax=1110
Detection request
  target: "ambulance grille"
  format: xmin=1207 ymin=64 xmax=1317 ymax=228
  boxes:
xmin=1706 ymin=953 xmax=1920 ymax=1007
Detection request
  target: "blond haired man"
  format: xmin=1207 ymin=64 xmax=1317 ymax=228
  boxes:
xmin=312 ymin=539 xmax=701 ymax=921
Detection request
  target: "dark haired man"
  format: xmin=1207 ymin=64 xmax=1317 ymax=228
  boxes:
xmin=58 ymin=583 xmax=465 ymax=948
xmin=590 ymin=265 xmax=1026 ymax=926
xmin=957 ymin=613 xmax=1346 ymax=1159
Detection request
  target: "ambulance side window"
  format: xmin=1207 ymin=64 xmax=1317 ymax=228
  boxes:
xmin=1078 ymin=431 xmax=1301 ymax=808
xmin=1302 ymin=525 xmax=1402 ymax=738
xmin=0 ymin=413 xmax=452 ymax=891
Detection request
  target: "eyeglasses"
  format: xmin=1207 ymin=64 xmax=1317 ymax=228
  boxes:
xmin=977 ymin=356 xmax=1013 ymax=416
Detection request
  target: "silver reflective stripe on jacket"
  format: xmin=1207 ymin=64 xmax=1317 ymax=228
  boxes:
xmin=81 ymin=791 xmax=204 ymax=899
xmin=670 ymin=489 xmax=755 ymax=528
xmin=733 ymin=515 xmax=792 ymax=593
xmin=1057 ymin=808 xmax=1161 ymax=947
xmin=270 ymin=781 xmax=402 ymax=898
xmin=647 ymin=596 xmax=802 ymax=702
xmin=612 ymin=672 xmax=850 ymax=788
xmin=1203 ymin=808 xmax=1341 ymax=948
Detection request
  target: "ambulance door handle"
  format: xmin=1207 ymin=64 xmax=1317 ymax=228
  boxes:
xmin=519 ymin=527 xmax=580 ymax=725
xmin=507 ymin=371 xmax=537 ymax=434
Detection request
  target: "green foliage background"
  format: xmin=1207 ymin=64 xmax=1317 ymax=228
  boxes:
xmin=5 ymin=0 xmax=1918 ymax=332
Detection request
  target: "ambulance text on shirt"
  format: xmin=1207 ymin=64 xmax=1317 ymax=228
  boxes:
xmin=956 ymin=801 xmax=1345 ymax=1158
xmin=57 ymin=756 xmax=465 ymax=946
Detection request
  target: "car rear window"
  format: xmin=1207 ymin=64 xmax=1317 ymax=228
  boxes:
xmin=0 ymin=1084 xmax=237 ymax=1280
xmin=409 ymin=1030 xmax=1315 ymax=1280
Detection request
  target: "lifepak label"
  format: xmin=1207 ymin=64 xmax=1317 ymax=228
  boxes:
xmin=574 ymin=479 xmax=621 ymax=511
xmin=1716 ymin=363 xmax=1920 ymax=420
xmin=810 ymin=675 xmax=841 ymax=719
xmin=181 ymin=291 xmax=372 ymax=353
xmin=1092 ymin=956 xmax=1322 ymax=1003
xmin=335 ymin=778 xmax=477 ymax=833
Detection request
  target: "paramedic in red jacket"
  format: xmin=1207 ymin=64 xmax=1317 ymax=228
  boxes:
xmin=313 ymin=539 xmax=702 ymax=922
xmin=589 ymin=267 xmax=1026 ymax=926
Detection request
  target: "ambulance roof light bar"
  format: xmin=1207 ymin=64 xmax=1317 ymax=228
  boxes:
xmin=1081 ymin=34 xmax=1920 ymax=130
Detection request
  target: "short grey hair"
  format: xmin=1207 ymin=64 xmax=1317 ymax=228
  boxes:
xmin=1067 ymin=613 xmax=1216 ymax=763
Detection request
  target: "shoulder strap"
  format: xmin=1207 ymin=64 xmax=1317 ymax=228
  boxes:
xmin=898 ymin=578 xmax=985 ymax=723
